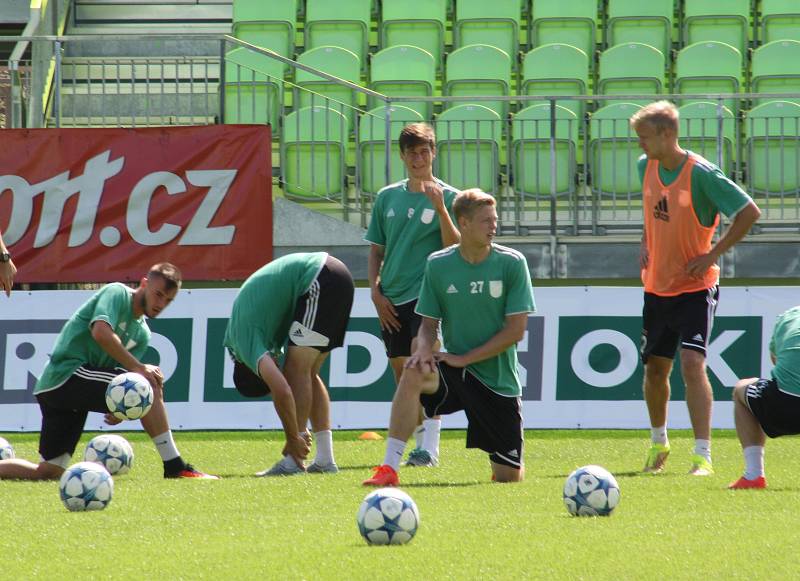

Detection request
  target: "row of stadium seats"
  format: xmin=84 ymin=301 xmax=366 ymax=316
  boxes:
xmin=223 ymin=39 xmax=800 ymax=130
xmin=278 ymin=100 xmax=800 ymax=204
xmin=232 ymin=0 xmax=800 ymax=74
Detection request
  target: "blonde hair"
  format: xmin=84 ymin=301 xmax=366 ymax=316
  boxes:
xmin=453 ymin=188 xmax=496 ymax=222
xmin=630 ymin=100 xmax=679 ymax=134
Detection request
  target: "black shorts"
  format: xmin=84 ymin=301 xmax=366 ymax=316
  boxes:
xmin=288 ymin=255 xmax=354 ymax=353
xmin=380 ymin=299 xmax=422 ymax=359
xmin=744 ymin=378 xmax=800 ymax=438
xmin=641 ymin=286 xmax=719 ymax=363
xmin=35 ymin=365 xmax=125 ymax=462
xmin=420 ymin=362 xmax=524 ymax=469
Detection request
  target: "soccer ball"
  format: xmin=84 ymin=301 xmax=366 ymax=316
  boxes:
xmin=59 ymin=461 xmax=114 ymax=512
xmin=563 ymin=465 xmax=620 ymax=517
xmin=357 ymin=487 xmax=420 ymax=545
xmin=106 ymin=372 xmax=153 ymax=421
xmin=84 ymin=434 xmax=134 ymax=475
xmin=0 ymin=437 xmax=15 ymax=460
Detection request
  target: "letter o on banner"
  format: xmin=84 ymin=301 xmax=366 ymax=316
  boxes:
xmin=570 ymin=330 xmax=639 ymax=388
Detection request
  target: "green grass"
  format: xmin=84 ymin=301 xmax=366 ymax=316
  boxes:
xmin=0 ymin=429 xmax=795 ymax=580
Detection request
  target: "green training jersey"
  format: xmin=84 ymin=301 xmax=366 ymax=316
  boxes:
xmin=416 ymin=243 xmax=536 ymax=397
xmin=637 ymin=151 xmax=753 ymax=226
xmin=364 ymin=178 xmax=458 ymax=305
xmin=35 ymin=283 xmax=150 ymax=394
xmin=769 ymin=306 xmax=800 ymax=396
xmin=224 ymin=252 xmax=327 ymax=375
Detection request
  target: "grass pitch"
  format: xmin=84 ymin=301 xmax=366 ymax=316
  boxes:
xmin=1 ymin=429 xmax=796 ymax=580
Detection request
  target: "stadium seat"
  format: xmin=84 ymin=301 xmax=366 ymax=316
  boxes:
xmin=231 ymin=0 xmax=297 ymax=65
xmin=435 ymin=104 xmax=503 ymax=194
xmin=223 ymin=47 xmax=284 ymax=128
xmin=380 ymin=0 xmax=447 ymax=70
xmin=751 ymin=40 xmax=800 ymax=106
xmin=444 ymin=44 xmax=512 ymax=119
xmin=305 ymin=0 xmax=371 ymax=71
xmin=281 ymin=106 xmax=349 ymax=200
xmin=674 ymin=41 xmax=743 ymax=114
xmin=678 ymin=101 xmax=736 ymax=175
xmin=589 ymin=103 xmax=644 ymax=222
xmin=520 ymin=43 xmax=589 ymax=119
xmin=295 ymin=46 xmax=361 ymax=129
xmin=760 ymin=0 xmax=800 ymax=43
xmin=529 ymin=0 xmax=598 ymax=66
xmin=369 ymin=45 xmax=435 ymax=119
xmin=358 ymin=105 xmax=425 ymax=195
xmin=744 ymin=100 xmax=800 ymax=194
xmin=511 ymin=103 xmax=579 ymax=198
xmin=597 ymin=43 xmax=665 ymax=106
xmin=682 ymin=0 xmax=750 ymax=56
xmin=454 ymin=0 xmax=522 ymax=65
xmin=606 ymin=0 xmax=674 ymax=57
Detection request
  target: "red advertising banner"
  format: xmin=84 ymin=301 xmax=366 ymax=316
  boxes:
xmin=0 ymin=125 xmax=272 ymax=282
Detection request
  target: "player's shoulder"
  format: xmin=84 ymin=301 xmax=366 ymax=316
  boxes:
xmin=427 ymin=244 xmax=459 ymax=263
xmin=99 ymin=282 xmax=132 ymax=297
xmin=376 ymin=179 xmax=408 ymax=197
xmin=434 ymin=178 xmax=460 ymax=196
xmin=491 ymin=243 xmax=526 ymax=263
xmin=688 ymin=151 xmax=720 ymax=174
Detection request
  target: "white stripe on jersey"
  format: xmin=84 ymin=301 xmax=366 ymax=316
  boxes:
xmin=492 ymin=243 xmax=526 ymax=261
xmin=427 ymin=245 xmax=459 ymax=262
xmin=303 ymin=279 xmax=321 ymax=329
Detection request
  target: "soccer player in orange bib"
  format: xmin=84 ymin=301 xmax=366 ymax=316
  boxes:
xmin=631 ymin=101 xmax=760 ymax=476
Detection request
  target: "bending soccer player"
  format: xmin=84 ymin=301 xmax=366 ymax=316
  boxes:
xmin=0 ymin=263 xmax=218 ymax=480
xmin=224 ymin=252 xmax=354 ymax=476
xmin=366 ymin=122 xmax=460 ymax=467
xmin=364 ymin=189 xmax=535 ymax=487
xmin=729 ymin=305 xmax=800 ymax=489
xmin=632 ymin=101 xmax=760 ymax=476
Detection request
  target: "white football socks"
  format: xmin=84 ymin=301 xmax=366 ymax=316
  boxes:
xmin=650 ymin=425 xmax=668 ymax=446
xmin=694 ymin=439 xmax=711 ymax=463
xmin=413 ymin=424 xmax=425 ymax=449
xmin=743 ymin=446 xmax=765 ymax=480
xmin=383 ymin=437 xmax=407 ymax=471
xmin=422 ymin=418 xmax=441 ymax=459
xmin=314 ymin=429 xmax=335 ymax=465
xmin=152 ymin=431 xmax=180 ymax=462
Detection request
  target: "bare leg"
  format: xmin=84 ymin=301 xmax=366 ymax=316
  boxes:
xmin=492 ymin=461 xmax=524 ymax=483
xmin=388 ymin=367 xmax=439 ymax=443
xmin=733 ymin=379 xmax=766 ymax=448
xmin=139 ymin=384 xmax=171 ymax=437
xmin=643 ymin=355 xmax=673 ymax=428
xmin=0 ymin=458 xmax=63 ymax=480
xmin=284 ymin=345 xmax=324 ymax=432
xmin=680 ymin=349 xmax=713 ymax=441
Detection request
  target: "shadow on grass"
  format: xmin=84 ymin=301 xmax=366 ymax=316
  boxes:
xmin=400 ymin=480 xmax=485 ymax=489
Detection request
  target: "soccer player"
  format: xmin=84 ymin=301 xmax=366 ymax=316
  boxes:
xmin=631 ymin=100 xmax=761 ymax=475
xmin=224 ymin=252 xmax=354 ymax=476
xmin=0 ymin=263 xmax=218 ymax=480
xmin=363 ymin=189 xmax=535 ymax=487
xmin=365 ymin=122 xmax=460 ymax=467
xmin=0 ymin=228 xmax=17 ymax=297
xmin=729 ymin=305 xmax=800 ymax=489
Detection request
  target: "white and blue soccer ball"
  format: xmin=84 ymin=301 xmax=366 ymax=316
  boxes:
xmin=106 ymin=372 xmax=153 ymax=421
xmin=357 ymin=487 xmax=420 ymax=545
xmin=563 ymin=465 xmax=620 ymax=517
xmin=0 ymin=436 xmax=15 ymax=460
xmin=84 ymin=434 xmax=134 ymax=475
xmin=59 ymin=461 xmax=114 ymax=512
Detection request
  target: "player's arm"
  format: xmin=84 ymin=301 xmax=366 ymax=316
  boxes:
xmin=257 ymin=355 xmax=309 ymax=466
xmin=0 ymin=229 xmax=17 ymax=297
xmin=422 ymin=182 xmax=460 ymax=247
xmin=686 ymin=201 xmax=760 ymax=278
xmin=435 ymin=313 xmax=528 ymax=368
xmin=90 ymin=321 xmax=163 ymax=391
xmin=368 ymin=243 xmax=400 ymax=332
xmin=405 ymin=316 xmax=439 ymax=374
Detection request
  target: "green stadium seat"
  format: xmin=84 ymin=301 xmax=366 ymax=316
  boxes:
xmin=529 ymin=0 xmax=598 ymax=66
xmin=281 ymin=106 xmax=349 ymax=200
xmin=674 ymin=41 xmax=742 ymax=114
xmin=358 ymin=105 xmax=425 ymax=195
xmin=435 ymin=104 xmax=503 ymax=194
xmin=589 ymin=102 xmax=644 ymax=203
xmin=751 ymin=40 xmax=800 ymax=106
xmin=444 ymin=44 xmax=512 ymax=119
xmin=744 ymin=100 xmax=800 ymax=194
xmin=760 ymin=0 xmax=800 ymax=43
xmin=305 ymin=0 xmax=371 ymax=71
xmin=223 ymin=47 xmax=284 ymax=128
xmin=597 ymin=43 xmax=665 ymax=105
xmin=678 ymin=101 xmax=736 ymax=175
xmin=454 ymin=0 xmax=522 ymax=65
xmin=369 ymin=45 xmax=435 ymax=119
xmin=511 ymin=104 xmax=579 ymax=198
xmin=606 ymin=0 xmax=674 ymax=57
xmin=520 ymin=43 xmax=589 ymax=119
xmin=682 ymin=0 xmax=750 ymax=56
xmin=231 ymin=0 xmax=297 ymax=66
xmin=380 ymin=0 xmax=447 ymax=71
xmin=295 ymin=46 xmax=361 ymax=129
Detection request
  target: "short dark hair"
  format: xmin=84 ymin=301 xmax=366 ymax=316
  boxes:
xmin=399 ymin=122 xmax=436 ymax=153
xmin=453 ymin=188 xmax=496 ymax=222
xmin=147 ymin=262 xmax=182 ymax=291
